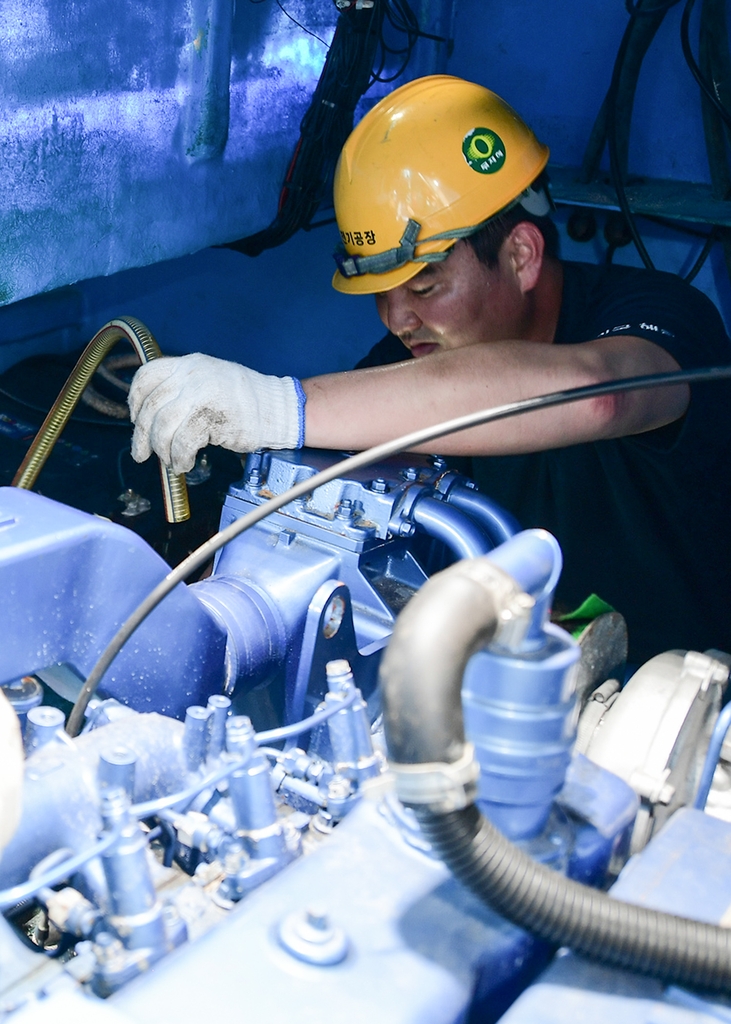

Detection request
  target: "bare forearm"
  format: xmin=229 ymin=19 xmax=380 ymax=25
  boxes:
xmin=302 ymin=338 xmax=688 ymax=455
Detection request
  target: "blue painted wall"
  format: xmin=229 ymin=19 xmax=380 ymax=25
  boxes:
xmin=0 ymin=0 xmax=346 ymax=305
xmin=0 ymin=0 xmax=728 ymax=380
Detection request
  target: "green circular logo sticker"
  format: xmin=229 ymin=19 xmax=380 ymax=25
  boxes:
xmin=462 ymin=128 xmax=506 ymax=174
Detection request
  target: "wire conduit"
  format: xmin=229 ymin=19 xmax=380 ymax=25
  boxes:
xmin=11 ymin=317 xmax=189 ymax=523
xmin=380 ymin=550 xmax=731 ymax=991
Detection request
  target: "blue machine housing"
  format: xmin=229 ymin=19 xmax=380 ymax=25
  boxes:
xmin=500 ymin=809 xmax=731 ymax=1024
xmin=0 ymin=449 xmax=648 ymax=1024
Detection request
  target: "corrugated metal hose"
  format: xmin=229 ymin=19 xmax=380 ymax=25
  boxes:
xmin=380 ymin=554 xmax=731 ymax=992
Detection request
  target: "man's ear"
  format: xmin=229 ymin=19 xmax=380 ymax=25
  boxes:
xmin=503 ymin=221 xmax=545 ymax=293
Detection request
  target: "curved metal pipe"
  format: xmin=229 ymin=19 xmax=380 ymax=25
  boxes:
xmin=12 ymin=317 xmax=190 ymax=523
xmin=445 ymin=483 xmax=519 ymax=548
xmin=411 ymin=495 xmax=492 ymax=561
xmin=486 ymin=529 xmax=562 ymax=649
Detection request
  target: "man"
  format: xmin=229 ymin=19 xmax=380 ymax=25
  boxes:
xmin=129 ymin=76 xmax=731 ymax=663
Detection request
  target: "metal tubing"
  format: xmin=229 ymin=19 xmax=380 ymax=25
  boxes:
xmin=25 ymin=706 xmax=65 ymax=754
xmin=228 ymin=754 xmax=279 ymax=835
xmin=98 ymin=748 xmax=137 ymax=799
xmin=445 ymin=483 xmax=519 ymax=548
xmin=207 ymin=695 xmax=232 ymax=758
xmin=100 ymin=789 xmax=166 ymax=952
xmin=12 ymin=317 xmax=190 ymax=523
xmin=411 ymin=495 xmax=492 ymax=561
xmin=0 ymin=714 xmax=189 ymax=899
xmin=184 ymin=706 xmax=213 ymax=772
xmin=325 ymin=661 xmax=380 ymax=782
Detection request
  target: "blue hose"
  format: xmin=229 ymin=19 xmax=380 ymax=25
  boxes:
xmin=693 ymin=702 xmax=731 ymax=810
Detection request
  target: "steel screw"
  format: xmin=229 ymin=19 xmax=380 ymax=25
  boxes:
xmin=278 ymin=905 xmax=349 ymax=965
xmin=305 ymin=906 xmax=330 ymax=932
xmin=370 ymin=478 xmax=388 ymax=493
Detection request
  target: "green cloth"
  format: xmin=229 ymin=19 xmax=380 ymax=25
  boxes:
xmin=556 ymin=593 xmax=615 ymax=640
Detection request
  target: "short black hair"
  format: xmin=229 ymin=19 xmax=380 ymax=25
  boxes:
xmin=466 ymin=174 xmax=559 ymax=268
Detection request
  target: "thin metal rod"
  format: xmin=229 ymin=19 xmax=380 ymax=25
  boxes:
xmin=66 ymin=364 xmax=731 ymax=736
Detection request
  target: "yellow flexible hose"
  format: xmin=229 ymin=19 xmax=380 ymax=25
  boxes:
xmin=12 ymin=317 xmax=190 ymax=523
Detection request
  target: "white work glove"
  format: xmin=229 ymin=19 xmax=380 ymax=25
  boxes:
xmin=128 ymin=353 xmax=305 ymax=475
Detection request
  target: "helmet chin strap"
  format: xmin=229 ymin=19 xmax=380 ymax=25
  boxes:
xmin=334 ymin=182 xmax=554 ymax=280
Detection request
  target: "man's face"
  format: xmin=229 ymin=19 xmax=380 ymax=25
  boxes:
xmin=374 ymin=239 xmax=526 ymax=358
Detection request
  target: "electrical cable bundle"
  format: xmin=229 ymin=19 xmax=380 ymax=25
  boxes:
xmin=225 ymin=0 xmax=438 ymax=257
xmin=224 ymin=2 xmax=385 ymax=257
xmin=581 ymin=0 xmax=682 ymax=271
xmin=370 ymin=0 xmax=419 ymax=83
xmin=579 ymin=0 xmax=731 ymax=282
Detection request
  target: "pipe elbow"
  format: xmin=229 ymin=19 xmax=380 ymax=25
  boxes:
xmin=380 ymin=556 xmax=530 ymax=766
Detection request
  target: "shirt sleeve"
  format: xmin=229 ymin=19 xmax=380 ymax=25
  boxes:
xmin=584 ymin=267 xmax=731 ymax=370
xmin=354 ymin=332 xmax=412 ymax=370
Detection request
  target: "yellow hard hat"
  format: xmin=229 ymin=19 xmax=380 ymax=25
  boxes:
xmin=332 ymin=75 xmax=550 ymax=295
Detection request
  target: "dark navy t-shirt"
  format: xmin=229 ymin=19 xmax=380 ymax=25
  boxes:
xmin=356 ymin=262 xmax=731 ymax=663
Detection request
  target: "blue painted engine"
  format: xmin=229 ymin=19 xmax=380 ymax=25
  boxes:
xmin=0 ymin=449 xmax=729 ymax=1023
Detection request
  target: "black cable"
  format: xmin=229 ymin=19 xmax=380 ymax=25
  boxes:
xmin=372 ymin=0 xmax=420 ymax=83
xmin=275 ymin=0 xmax=330 ymax=47
xmin=697 ymin=0 xmax=731 ymax=287
xmin=225 ymin=2 xmax=383 ymax=257
xmin=681 ymin=0 xmax=731 ymax=132
xmin=580 ymin=0 xmax=697 ymax=272
xmin=66 ymin=363 xmax=731 ymax=736
xmin=581 ymin=1 xmax=677 ymax=184
xmin=155 ymin=819 xmax=177 ymax=868
xmin=225 ymin=0 xmax=432 ymax=254
xmin=684 ymin=227 xmax=718 ymax=281
xmin=0 ymin=383 xmax=129 ymax=428
xmin=606 ymin=6 xmax=658 ymax=269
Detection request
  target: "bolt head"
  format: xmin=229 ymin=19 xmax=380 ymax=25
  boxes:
xmin=305 ymin=905 xmax=329 ymax=931
xmin=278 ymin=906 xmax=348 ymax=965
xmin=335 ymin=499 xmax=355 ymax=520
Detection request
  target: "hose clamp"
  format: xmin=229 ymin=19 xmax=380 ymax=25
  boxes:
xmin=390 ymin=744 xmax=480 ymax=813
